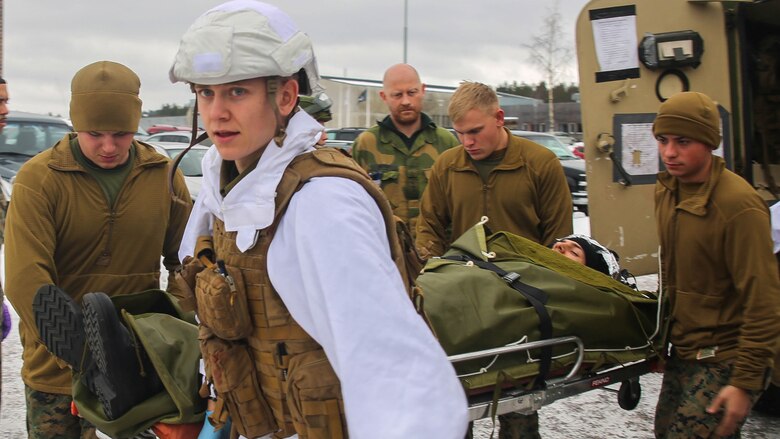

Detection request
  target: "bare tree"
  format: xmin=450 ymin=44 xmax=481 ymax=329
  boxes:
xmin=523 ymin=2 xmax=572 ymax=133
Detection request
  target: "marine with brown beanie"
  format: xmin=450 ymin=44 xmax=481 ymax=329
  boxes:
xmin=652 ymin=91 xmax=780 ymax=438
xmin=4 ymin=61 xmax=191 ymax=438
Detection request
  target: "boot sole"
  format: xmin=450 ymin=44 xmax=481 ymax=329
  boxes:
xmin=33 ymin=285 xmax=87 ymax=371
xmin=83 ymin=292 xmax=127 ymax=420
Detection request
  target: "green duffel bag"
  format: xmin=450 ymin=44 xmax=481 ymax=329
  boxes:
xmin=415 ymin=221 xmax=663 ymax=393
xmin=72 ymin=289 xmax=206 ymax=438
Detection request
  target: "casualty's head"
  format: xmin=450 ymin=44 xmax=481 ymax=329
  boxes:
xmin=70 ymin=61 xmax=142 ymax=169
xmin=552 ymin=234 xmax=620 ymax=278
xmin=169 ymin=0 xmax=321 ymax=169
xmin=380 ymin=63 xmax=425 ymax=128
xmin=448 ymin=81 xmax=508 ymax=161
xmin=653 ymin=91 xmax=720 ymax=183
xmin=0 ymin=77 xmax=9 ymax=132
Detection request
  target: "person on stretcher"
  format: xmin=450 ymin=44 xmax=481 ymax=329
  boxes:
xmin=551 ymin=234 xmax=636 ymax=288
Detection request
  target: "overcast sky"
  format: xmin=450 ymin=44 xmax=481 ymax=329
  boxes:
xmin=5 ymin=0 xmax=591 ymax=117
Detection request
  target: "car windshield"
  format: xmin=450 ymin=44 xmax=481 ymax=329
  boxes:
xmin=522 ymin=135 xmax=578 ymax=159
xmin=168 ymin=148 xmax=208 ymax=177
xmin=0 ymin=121 xmax=71 ymax=156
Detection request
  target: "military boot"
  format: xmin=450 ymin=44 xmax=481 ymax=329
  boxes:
xmin=82 ymin=291 xmax=164 ymax=420
xmin=753 ymin=383 xmax=780 ymax=417
xmin=32 ymin=285 xmax=105 ymax=395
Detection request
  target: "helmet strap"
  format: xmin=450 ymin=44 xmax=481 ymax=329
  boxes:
xmin=267 ymin=77 xmax=301 ymax=147
xmin=167 ymin=93 xmax=208 ymax=208
xmin=265 ymin=78 xmax=286 ymax=147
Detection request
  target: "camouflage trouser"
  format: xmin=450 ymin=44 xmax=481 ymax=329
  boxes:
xmin=465 ymin=411 xmax=540 ymax=439
xmin=25 ymin=385 xmax=97 ymax=439
xmin=498 ymin=411 xmax=540 ymax=439
xmin=654 ymin=355 xmax=759 ymax=439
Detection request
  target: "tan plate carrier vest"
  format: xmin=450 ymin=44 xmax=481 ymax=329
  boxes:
xmin=190 ymin=148 xmax=419 ymax=439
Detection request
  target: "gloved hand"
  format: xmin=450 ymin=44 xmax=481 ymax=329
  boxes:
xmin=198 ymin=410 xmax=231 ymax=439
xmin=2 ymin=301 xmax=11 ymax=341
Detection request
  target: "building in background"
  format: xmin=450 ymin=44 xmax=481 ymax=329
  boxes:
xmin=320 ymin=76 xmax=581 ymax=135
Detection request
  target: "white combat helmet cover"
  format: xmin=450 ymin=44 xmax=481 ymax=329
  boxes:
xmin=169 ymin=0 xmax=321 ymax=94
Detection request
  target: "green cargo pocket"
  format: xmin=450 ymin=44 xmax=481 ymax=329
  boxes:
xmin=370 ymin=164 xmax=399 ymax=202
xmin=670 ymin=290 xmax=722 ymax=341
xmin=286 ymin=350 xmax=346 ymax=439
xmin=201 ymin=337 xmax=277 ymax=438
xmin=195 ymin=264 xmax=252 ymax=340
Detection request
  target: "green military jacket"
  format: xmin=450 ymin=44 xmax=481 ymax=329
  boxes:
xmin=655 ymin=156 xmax=780 ymax=391
xmin=5 ymin=134 xmax=191 ymax=394
xmin=416 ymin=130 xmax=573 ymax=258
xmin=351 ymin=114 xmax=459 ymax=234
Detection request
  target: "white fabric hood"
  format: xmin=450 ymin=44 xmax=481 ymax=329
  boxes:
xmin=179 ymin=110 xmax=323 ymax=258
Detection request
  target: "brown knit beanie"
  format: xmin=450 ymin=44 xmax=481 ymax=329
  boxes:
xmin=70 ymin=61 xmax=142 ymax=132
xmin=653 ymin=91 xmax=720 ymax=148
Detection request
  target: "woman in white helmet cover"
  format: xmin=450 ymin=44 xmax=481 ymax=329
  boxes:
xmin=171 ymin=1 xmax=468 ymax=438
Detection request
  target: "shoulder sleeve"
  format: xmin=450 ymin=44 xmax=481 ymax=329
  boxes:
xmin=724 ymin=204 xmax=780 ymax=389
xmin=163 ymin=164 xmax=192 ymax=291
xmin=534 ymin=153 xmax=573 ymax=245
xmin=350 ymin=131 xmax=376 ymax=172
xmin=4 ymin=165 xmax=58 ymax=336
xmin=438 ymin=127 xmax=460 ymax=148
xmin=416 ymin=155 xmax=451 ymax=258
xmin=268 ymin=177 xmax=468 ymax=438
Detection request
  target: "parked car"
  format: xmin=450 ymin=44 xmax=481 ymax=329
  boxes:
xmin=146 ymin=124 xmax=192 ymax=135
xmin=571 ymin=142 xmax=585 ymax=159
xmin=511 ymin=130 xmax=588 ymax=216
xmin=144 ymin=130 xmax=213 ymax=146
xmin=326 ymin=127 xmax=365 ymax=142
xmin=0 ymin=111 xmax=72 ymax=184
xmin=135 ymin=126 xmax=150 ymax=141
xmin=553 ymin=132 xmax=578 ymax=146
xmin=148 ymin=141 xmax=208 ymax=200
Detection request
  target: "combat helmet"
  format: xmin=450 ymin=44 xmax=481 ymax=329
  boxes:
xmin=169 ymin=0 xmax=321 ymax=95
xmin=299 ymin=93 xmax=332 ymax=123
xmin=169 ymin=0 xmax=322 ymax=146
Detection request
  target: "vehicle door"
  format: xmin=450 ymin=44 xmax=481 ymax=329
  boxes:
xmin=575 ymin=0 xmax=779 ymax=274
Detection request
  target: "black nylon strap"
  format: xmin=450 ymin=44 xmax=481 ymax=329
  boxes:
xmin=443 ymin=254 xmax=553 ymax=386
xmin=167 ymin=97 xmax=210 ymax=206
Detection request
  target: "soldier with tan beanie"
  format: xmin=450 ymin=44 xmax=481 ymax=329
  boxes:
xmin=4 ymin=61 xmax=191 ymax=438
xmin=652 ymin=91 xmax=780 ymax=438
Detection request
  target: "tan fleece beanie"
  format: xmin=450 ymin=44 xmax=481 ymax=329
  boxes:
xmin=70 ymin=61 xmax=142 ymax=132
xmin=653 ymin=91 xmax=720 ymax=148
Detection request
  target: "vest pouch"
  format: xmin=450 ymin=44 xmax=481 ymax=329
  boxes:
xmin=285 ymin=349 xmax=347 ymax=439
xmin=195 ymin=263 xmax=252 ymax=340
xmin=173 ymin=256 xmax=205 ymax=313
xmin=200 ymin=335 xmax=277 ymax=438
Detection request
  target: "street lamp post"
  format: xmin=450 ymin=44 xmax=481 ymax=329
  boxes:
xmin=403 ymin=0 xmax=408 ymax=63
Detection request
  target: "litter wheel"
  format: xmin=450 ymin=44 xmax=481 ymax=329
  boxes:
xmin=618 ymin=379 xmax=641 ymax=410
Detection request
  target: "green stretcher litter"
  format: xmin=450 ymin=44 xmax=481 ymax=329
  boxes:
xmin=415 ymin=220 xmax=666 ymax=421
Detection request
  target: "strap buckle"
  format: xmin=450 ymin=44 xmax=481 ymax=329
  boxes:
xmin=502 ymin=272 xmax=521 ymax=283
